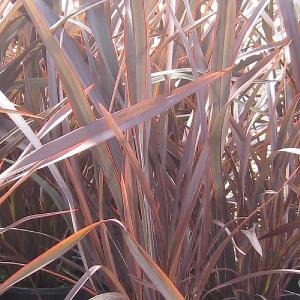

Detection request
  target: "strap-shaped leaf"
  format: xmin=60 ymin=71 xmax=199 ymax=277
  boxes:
xmin=23 ymin=0 xmax=124 ymax=213
xmin=0 ymin=221 xmax=103 ymax=295
xmin=123 ymin=231 xmax=184 ymax=300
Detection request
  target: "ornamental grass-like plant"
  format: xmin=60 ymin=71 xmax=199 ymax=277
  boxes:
xmin=1 ymin=0 xmax=300 ymax=299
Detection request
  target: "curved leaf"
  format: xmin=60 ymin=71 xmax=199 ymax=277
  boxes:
xmin=0 ymin=220 xmax=119 ymax=295
xmin=89 ymin=293 xmax=128 ymax=300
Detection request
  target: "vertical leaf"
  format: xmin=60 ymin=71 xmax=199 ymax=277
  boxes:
xmin=124 ymin=0 xmax=148 ymax=103
xmin=209 ymin=0 xmax=236 ymax=219
xmin=278 ymin=0 xmax=300 ymax=92
xmin=23 ymin=0 xmax=124 ymax=214
xmin=210 ymin=0 xmax=236 ymax=116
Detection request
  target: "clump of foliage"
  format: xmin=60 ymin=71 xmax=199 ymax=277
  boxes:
xmin=1 ymin=0 xmax=300 ymax=299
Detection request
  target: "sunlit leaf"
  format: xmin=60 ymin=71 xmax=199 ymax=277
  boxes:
xmin=242 ymin=223 xmax=263 ymax=257
xmin=278 ymin=148 xmax=300 ymax=155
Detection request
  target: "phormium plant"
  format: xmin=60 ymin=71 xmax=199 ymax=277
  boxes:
xmin=1 ymin=0 xmax=300 ymax=299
